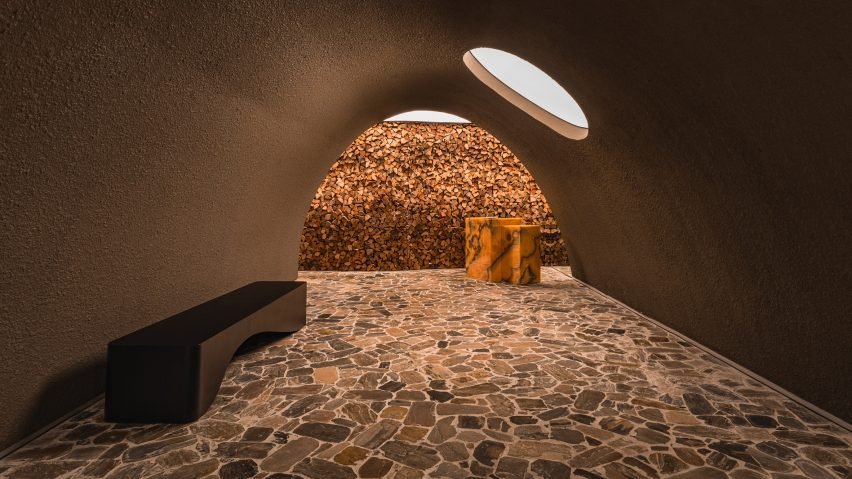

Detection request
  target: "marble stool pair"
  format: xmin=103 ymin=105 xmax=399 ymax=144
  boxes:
xmin=464 ymin=217 xmax=542 ymax=284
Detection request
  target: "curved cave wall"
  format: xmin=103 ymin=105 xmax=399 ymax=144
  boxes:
xmin=1 ymin=1 xmax=851 ymax=449
xmin=299 ymin=122 xmax=570 ymax=270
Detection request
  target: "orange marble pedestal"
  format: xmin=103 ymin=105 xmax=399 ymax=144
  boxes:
xmin=465 ymin=217 xmax=541 ymax=284
xmin=505 ymin=225 xmax=542 ymax=284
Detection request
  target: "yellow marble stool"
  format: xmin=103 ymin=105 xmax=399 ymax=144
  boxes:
xmin=464 ymin=217 xmax=541 ymax=284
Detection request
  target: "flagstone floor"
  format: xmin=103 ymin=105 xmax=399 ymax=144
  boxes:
xmin=1 ymin=268 xmax=850 ymax=479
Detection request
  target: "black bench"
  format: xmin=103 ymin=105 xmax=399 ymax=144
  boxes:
xmin=105 ymin=281 xmax=306 ymax=423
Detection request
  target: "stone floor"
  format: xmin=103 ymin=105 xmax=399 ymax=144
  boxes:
xmin=1 ymin=268 xmax=850 ymax=479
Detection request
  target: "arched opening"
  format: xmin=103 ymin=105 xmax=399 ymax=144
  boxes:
xmin=298 ymin=112 xmax=571 ymax=272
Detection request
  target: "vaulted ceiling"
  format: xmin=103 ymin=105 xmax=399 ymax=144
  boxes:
xmin=1 ymin=0 xmax=850 ymax=449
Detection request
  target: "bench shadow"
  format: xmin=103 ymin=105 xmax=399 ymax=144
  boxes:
xmin=232 ymin=331 xmax=295 ymax=358
xmin=9 ymin=356 xmax=107 ymax=452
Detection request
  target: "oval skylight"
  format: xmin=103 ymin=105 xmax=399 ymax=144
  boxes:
xmin=464 ymin=48 xmax=588 ymax=140
xmin=385 ymin=110 xmax=471 ymax=123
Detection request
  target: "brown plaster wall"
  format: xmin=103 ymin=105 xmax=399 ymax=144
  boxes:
xmin=299 ymin=122 xmax=570 ymax=270
xmin=1 ymin=0 xmax=851 ymax=449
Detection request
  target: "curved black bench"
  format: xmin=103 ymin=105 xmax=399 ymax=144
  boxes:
xmin=105 ymin=281 xmax=306 ymax=423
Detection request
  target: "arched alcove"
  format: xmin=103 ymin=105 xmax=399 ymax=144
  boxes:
xmin=298 ymin=114 xmax=571 ymax=271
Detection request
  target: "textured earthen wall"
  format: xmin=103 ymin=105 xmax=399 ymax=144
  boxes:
xmin=299 ymin=122 xmax=569 ymax=271
xmin=2 ymin=1 xmax=852 ymax=451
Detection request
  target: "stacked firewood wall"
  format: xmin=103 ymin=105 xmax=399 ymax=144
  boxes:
xmin=298 ymin=122 xmax=571 ymax=270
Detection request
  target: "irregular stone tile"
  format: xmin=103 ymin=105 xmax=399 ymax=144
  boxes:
xmin=574 ymin=390 xmax=606 ymax=411
xmin=551 ymin=427 xmax=584 ymax=444
xmin=357 ymin=457 xmax=394 ymax=478
xmin=404 ymin=402 xmax=436 ymax=427
xmin=261 ymin=437 xmax=320 ymax=472
xmin=426 ymin=390 xmax=454 ymax=403
xmin=379 ymin=406 xmax=408 ymax=420
xmin=354 ymin=420 xmax=400 ymax=449
xmin=92 ymin=430 xmax=130 ymax=445
xmin=672 ymin=425 xmax=738 ymax=440
xmin=100 ymin=443 xmax=129 ymax=460
xmin=282 ymin=395 xmax=329 ymax=418
xmin=649 ymin=452 xmax=689 ymax=474
xmin=495 ymin=457 xmax=529 ymax=478
xmin=674 ymin=447 xmax=704 ymax=466
xmin=486 ymin=394 xmax=516 ymax=416
xmin=80 ymin=458 xmax=119 ymax=477
xmin=750 ymin=448 xmax=796 ymax=472
xmin=159 ymin=458 xmax=218 ymax=479
xmin=344 ymin=390 xmax=394 ymax=401
xmin=342 ymin=403 xmax=376 ymax=425
xmin=784 ymin=401 xmax=826 ymax=424
xmin=755 ymin=441 xmax=798 ymax=460
xmin=634 ymin=427 xmax=669 ymax=444
xmin=294 ymin=458 xmax=356 ymax=479
xmin=435 ymin=403 xmax=488 ymax=415
xmin=773 ymin=430 xmax=848 ymax=447
xmin=795 ymin=458 xmax=836 ymax=479
xmin=668 ymin=466 xmax=728 ymax=479
xmin=380 ymin=441 xmax=440 ymax=469
xmin=59 ymin=445 xmax=102 ymax=461
xmin=682 ymin=393 xmax=714 ymax=415
xmin=237 ymin=380 xmax=270 ymax=400
xmin=730 ymin=470 xmax=768 ymax=479
xmin=294 ymin=422 xmax=351 ymax=442
xmin=707 ymin=451 xmax=738 ymax=471
xmin=599 ymin=417 xmax=633 ymax=435
xmin=101 ymin=462 xmax=152 ymax=479
xmin=315 ymin=367 xmax=339 ymax=384
xmin=456 ymin=430 xmax=487 ymax=442
xmin=472 ymin=440 xmax=506 ymax=466
xmin=451 ymin=383 xmax=500 ymax=397
xmin=509 ymin=415 xmax=537 ymax=425
xmin=568 ymin=446 xmax=623 ymax=468
xmin=190 ymin=420 xmax=245 ymax=440
xmin=6 ymin=462 xmax=84 ymax=479
xmin=333 ymin=445 xmax=368 ymax=465
xmin=393 ymin=466 xmax=425 ymax=479
xmin=425 ymin=417 xmax=457 ymax=445
xmin=122 ymin=435 xmax=196 ymax=462
xmin=458 ymin=416 xmax=485 ymax=429
xmin=603 ymin=462 xmax=652 ymax=479
xmin=538 ymin=407 xmax=569 ymax=421
xmin=436 ymin=441 xmax=468 ymax=461
xmin=515 ymin=425 xmax=547 ymax=439
xmin=64 ymin=423 xmax=110 ymax=442
xmin=746 ymin=414 xmax=778 ymax=428
xmin=799 ymin=445 xmax=843 ymax=465
xmin=396 ymin=426 xmax=428 ymax=442
xmin=219 ymin=459 xmax=259 ymax=479
xmin=531 ymin=459 xmax=572 ymax=479
xmin=487 ymin=417 xmax=510 ymax=432
xmin=241 ymin=427 xmax=273 ymax=442
xmin=432 ymin=462 xmax=467 ymax=479
xmin=707 ymin=441 xmax=754 ymax=462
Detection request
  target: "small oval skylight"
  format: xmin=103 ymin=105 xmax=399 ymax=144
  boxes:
xmin=385 ymin=110 xmax=471 ymax=123
xmin=464 ymin=48 xmax=588 ymax=140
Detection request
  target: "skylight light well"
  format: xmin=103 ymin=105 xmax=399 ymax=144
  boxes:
xmin=464 ymin=48 xmax=588 ymax=140
xmin=385 ymin=110 xmax=471 ymax=123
